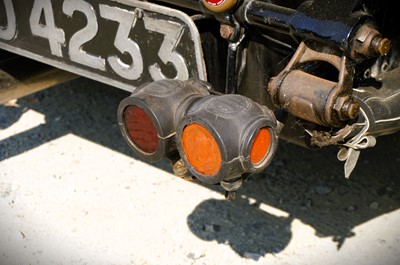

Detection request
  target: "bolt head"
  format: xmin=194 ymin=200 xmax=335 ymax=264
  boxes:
xmin=376 ymin=38 xmax=391 ymax=56
xmin=345 ymin=101 xmax=360 ymax=119
xmin=220 ymin=24 xmax=234 ymax=40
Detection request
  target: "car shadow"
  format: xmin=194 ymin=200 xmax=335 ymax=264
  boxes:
xmin=1 ymin=77 xmax=399 ymax=260
xmin=187 ymin=136 xmax=400 ymax=258
xmin=187 ymin=198 xmax=294 ymax=260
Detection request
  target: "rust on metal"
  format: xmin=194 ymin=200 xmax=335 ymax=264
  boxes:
xmin=268 ymin=41 xmax=360 ymax=127
xmin=220 ymin=24 xmax=235 ymax=40
xmin=351 ymin=24 xmax=392 ymax=58
xmin=171 ymin=159 xmax=194 ymax=181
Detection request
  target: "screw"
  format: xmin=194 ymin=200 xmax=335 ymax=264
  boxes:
xmin=341 ymin=100 xmax=360 ymax=120
xmin=371 ymin=36 xmax=391 ymax=56
xmin=172 ymin=159 xmax=193 ymax=181
xmin=220 ymin=24 xmax=235 ymax=40
xmin=135 ymin=8 xmax=144 ymax=19
xmin=353 ymin=25 xmax=391 ymax=58
xmin=225 ymin=191 xmax=236 ymax=201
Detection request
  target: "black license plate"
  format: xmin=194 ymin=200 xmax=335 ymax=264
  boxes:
xmin=0 ymin=0 xmax=207 ymax=91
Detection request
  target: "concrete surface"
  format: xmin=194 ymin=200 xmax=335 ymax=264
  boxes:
xmin=0 ymin=78 xmax=399 ymax=265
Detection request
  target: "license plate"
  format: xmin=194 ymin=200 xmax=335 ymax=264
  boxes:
xmin=0 ymin=0 xmax=207 ymax=91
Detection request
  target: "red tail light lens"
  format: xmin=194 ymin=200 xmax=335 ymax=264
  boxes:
xmin=123 ymin=105 xmax=158 ymax=154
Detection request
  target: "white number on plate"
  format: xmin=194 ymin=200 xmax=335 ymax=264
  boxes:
xmin=8 ymin=0 xmax=191 ymax=81
xmin=99 ymin=5 xmax=143 ymax=80
xmin=144 ymin=17 xmax=189 ymax=80
xmin=29 ymin=0 xmax=65 ymax=57
xmin=63 ymin=0 xmax=106 ymax=71
xmin=0 ymin=0 xmax=16 ymax=40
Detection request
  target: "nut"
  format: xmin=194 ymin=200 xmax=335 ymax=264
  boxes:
xmin=352 ymin=24 xmax=391 ymax=58
xmin=342 ymin=100 xmax=360 ymax=120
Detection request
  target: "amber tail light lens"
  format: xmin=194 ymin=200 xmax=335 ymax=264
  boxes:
xmin=181 ymin=123 xmax=222 ymax=176
xmin=250 ymin=128 xmax=271 ymax=165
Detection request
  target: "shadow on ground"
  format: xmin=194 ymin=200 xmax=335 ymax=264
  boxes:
xmin=187 ymin=135 xmax=400 ymax=258
xmin=1 ymin=77 xmax=399 ymax=259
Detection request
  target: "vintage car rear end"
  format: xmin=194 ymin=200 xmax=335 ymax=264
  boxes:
xmin=1 ymin=0 xmax=399 ymax=198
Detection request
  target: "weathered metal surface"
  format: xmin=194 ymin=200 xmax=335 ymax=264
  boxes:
xmin=268 ymin=41 xmax=360 ymax=127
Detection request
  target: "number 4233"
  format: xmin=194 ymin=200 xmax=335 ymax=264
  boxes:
xmin=0 ymin=0 xmax=190 ymax=81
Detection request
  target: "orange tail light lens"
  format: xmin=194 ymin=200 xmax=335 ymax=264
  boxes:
xmin=250 ymin=128 xmax=271 ymax=165
xmin=123 ymin=105 xmax=158 ymax=154
xmin=181 ymin=123 xmax=222 ymax=176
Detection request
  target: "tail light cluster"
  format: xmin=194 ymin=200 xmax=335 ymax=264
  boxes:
xmin=176 ymin=94 xmax=278 ymax=184
xmin=118 ymin=80 xmax=278 ymax=184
